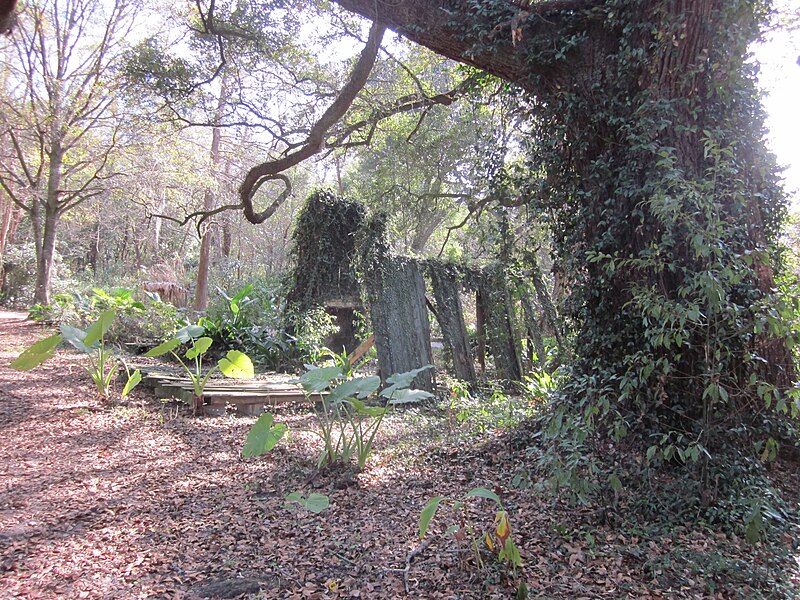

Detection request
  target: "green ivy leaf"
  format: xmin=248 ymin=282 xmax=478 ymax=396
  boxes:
xmin=744 ymin=508 xmax=763 ymax=544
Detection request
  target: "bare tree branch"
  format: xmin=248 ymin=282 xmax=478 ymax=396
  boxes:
xmin=239 ymin=21 xmax=387 ymax=224
xmin=327 ymin=76 xmax=474 ymax=148
xmin=437 ymin=200 xmax=489 ymax=258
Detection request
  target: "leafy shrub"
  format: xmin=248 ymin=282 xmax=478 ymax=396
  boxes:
xmin=444 ymin=379 xmax=537 ymax=434
xmin=27 ymin=287 xmax=185 ymax=346
xmin=243 ymin=364 xmax=433 ymax=469
xmin=11 ymin=309 xmax=141 ymax=402
xmin=200 ymin=282 xmax=300 ymax=370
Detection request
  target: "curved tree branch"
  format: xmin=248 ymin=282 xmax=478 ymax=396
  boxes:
xmin=239 ymin=21 xmax=386 ymax=224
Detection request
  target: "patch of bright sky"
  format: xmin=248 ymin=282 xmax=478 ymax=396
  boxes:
xmin=754 ymin=0 xmax=800 ymax=206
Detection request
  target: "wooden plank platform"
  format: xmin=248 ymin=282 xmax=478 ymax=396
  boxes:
xmin=131 ymin=364 xmax=316 ymax=416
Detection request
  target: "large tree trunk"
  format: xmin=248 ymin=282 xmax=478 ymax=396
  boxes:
xmin=332 ymin=0 xmax=599 ymax=91
xmin=33 ymin=209 xmax=59 ymax=305
xmin=332 ymin=0 xmax=791 ymax=440
xmin=367 ymin=256 xmax=435 ymax=392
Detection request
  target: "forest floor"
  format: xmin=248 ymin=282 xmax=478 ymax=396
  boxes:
xmin=0 ymin=311 xmax=798 ymax=599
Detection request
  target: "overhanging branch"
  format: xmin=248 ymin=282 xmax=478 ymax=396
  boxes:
xmin=331 ymin=0 xmax=601 ymax=90
xmin=239 ymin=21 xmax=386 ymax=224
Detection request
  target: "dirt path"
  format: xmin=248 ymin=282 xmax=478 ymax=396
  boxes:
xmin=0 ymin=313 xmax=269 ymax=598
xmin=0 ymin=314 xmax=450 ymax=599
xmin=0 ymin=312 xmax=797 ymax=599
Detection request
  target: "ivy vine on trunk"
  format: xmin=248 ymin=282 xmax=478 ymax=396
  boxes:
xmin=325 ymin=0 xmax=796 ymax=496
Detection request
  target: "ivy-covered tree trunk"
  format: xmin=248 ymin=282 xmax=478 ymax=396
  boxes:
xmin=332 ymin=0 xmax=793 ymax=450
xmin=541 ymin=0 xmax=792 ymax=437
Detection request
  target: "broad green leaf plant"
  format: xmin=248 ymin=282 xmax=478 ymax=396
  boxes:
xmin=419 ymin=487 xmax=522 ymax=579
xmin=243 ymin=364 xmax=433 ymax=470
xmin=284 ymin=491 xmax=330 ymax=514
xmin=11 ymin=309 xmax=141 ymax=402
xmin=146 ymin=325 xmax=254 ymax=415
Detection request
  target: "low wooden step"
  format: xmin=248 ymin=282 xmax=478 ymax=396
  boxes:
xmin=132 ymin=363 xmax=321 ymax=416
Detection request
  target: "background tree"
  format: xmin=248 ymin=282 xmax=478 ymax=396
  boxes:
xmin=0 ymin=0 xmax=136 ymax=304
xmin=342 ymin=46 xmax=513 ymax=257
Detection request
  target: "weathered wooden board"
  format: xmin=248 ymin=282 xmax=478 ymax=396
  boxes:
xmin=367 ymin=257 xmax=435 ymax=391
xmin=131 ymin=364 xmax=316 ymax=416
xmin=429 ymin=267 xmax=476 ymax=383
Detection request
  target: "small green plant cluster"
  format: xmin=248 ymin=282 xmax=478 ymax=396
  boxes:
xmin=520 ymin=366 xmax=562 ymax=406
xmin=12 ymin=309 xmax=141 ymax=402
xmin=28 ymin=287 xmax=183 ymax=344
xmin=145 ymin=325 xmax=254 ymax=415
xmin=445 ymin=379 xmax=538 ymax=434
xmin=200 ymin=283 xmax=289 ymax=368
xmin=29 ymin=288 xmax=141 ymax=324
xmin=243 ymin=363 xmax=433 ymax=470
xmin=285 ymin=306 xmax=340 ymax=366
xmin=419 ymin=487 xmax=522 ymax=579
xmin=200 ymin=283 xmax=344 ymax=370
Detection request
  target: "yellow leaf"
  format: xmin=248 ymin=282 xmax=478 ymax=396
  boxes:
xmin=495 ymin=510 xmax=511 ymax=546
xmin=485 ymin=533 xmax=495 ymax=551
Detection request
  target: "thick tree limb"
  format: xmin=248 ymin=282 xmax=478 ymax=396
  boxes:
xmin=0 ymin=0 xmax=17 ymax=35
xmin=239 ymin=21 xmax=386 ymax=224
xmin=331 ymin=0 xmax=600 ymax=90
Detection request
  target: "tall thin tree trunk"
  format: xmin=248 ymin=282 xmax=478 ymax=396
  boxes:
xmin=220 ymin=158 xmax=234 ymax=258
xmin=33 ymin=144 xmax=64 ymax=305
xmin=0 ymin=194 xmax=21 ymax=258
xmin=153 ymin=191 xmax=166 ymax=254
xmin=193 ymin=75 xmax=228 ymax=312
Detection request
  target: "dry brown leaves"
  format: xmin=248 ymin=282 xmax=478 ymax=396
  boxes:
xmin=0 ymin=311 xmax=797 ymax=599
